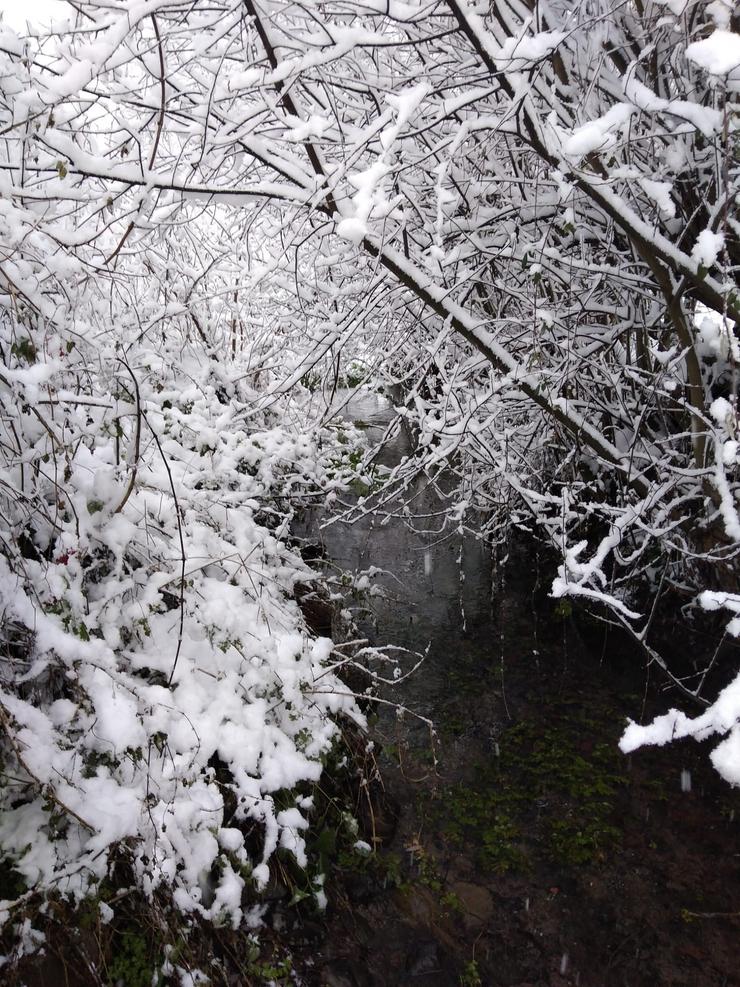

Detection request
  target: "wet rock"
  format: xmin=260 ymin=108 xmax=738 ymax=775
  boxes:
xmin=407 ymin=941 xmax=442 ymax=977
xmin=344 ymin=869 xmax=380 ymax=905
xmin=450 ymin=881 xmax=494 ymax=932
xmin=321 ymin=958 xmax=370 ymax=987
xmin=361 ymin=788 xmax=400 ymax=845
xmin=321 ymin=965 xmax=356 ymax=987
xmin=396 ymin=884 xmax=437 ymax=926
xmin=294 ymin=583 xmax=334 ymax=636
xmin=262 ymin=877 xmax=290 ymax=904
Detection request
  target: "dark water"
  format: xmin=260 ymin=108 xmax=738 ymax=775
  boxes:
xmin=295 ymin=390 xmax=740 ymax=987
xmin=304 ymin=390 xmax=498 ymax=731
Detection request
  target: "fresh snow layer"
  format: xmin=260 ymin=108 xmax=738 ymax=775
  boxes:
xmin=686 ymin=29 xmax=740 ymax=77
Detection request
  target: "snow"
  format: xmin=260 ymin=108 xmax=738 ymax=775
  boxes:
xmin=707 ymin=0 xmax=733 ymax=29
xmin=385 ymin=83 xmax=429 ymax=137
xmin=0 ymin=0 xmax=57 ymax=31
xmin=711 ymin=727 xmax=740 ymax=784
xmin=497 ymin=29 xmax=567 ymax=70
xmin=686 ymin=29 xmax=740 ymax=77
xmin=251 ymin=863 xmax=270 ymax=889
xmin=47 ymin=59 xmax=94 ymax=101
xmin=692 ymin=229 xmax=724 ymax=268
xmin=287 ymin=114 xmax=329 ymax=142
xmin=621 ymin=658 xmax=740 ymax=785
xmin=228 ymin=69 xmax=261 ymax=91
xmin=697 ymin=310 xmax=739 ymax=361
xmin=337 ymin=215 xmax=368 ymax=245
xmin=722 ymin=440 xmax=738 ymax=465
xmin=561 ymin=103 xmax=634 ymax=160
xmin=640 ymin=179 xmax=675 ymax=219
xmin=652 ymin=0 xmax=688 ymax=14
xmin=0 ymin=0 xmax=739 ymax=970
xmin=0 ymin=326 xmax=367 ymax=930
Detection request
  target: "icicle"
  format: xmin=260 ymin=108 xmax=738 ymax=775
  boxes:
xmin=681 ymin=769 xmax=692 ymax=793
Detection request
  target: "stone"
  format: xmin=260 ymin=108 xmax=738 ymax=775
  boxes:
xmin=321 ymin=960 xmax=358 ymax=987
xmin=450 ymin=881 xmax=495 ymax=932
xmin=407 ymin=940 xmax=442 ymax=977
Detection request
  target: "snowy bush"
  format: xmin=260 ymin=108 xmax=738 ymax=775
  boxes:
xmin=0 ymin=325 xmax=366 ymax=930
xmin=0 ymin=18 xmax=372 ymax=953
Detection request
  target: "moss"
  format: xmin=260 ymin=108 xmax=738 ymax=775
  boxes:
xmin=439 ymin=785 xmax=528 ymax=874
xmin=106 ymin=924 xmax=157 ymax=987
xmin=10 ymin=337 xmax=37 ymax=364
xmin=433 ymin=701 xmax=628 ymax=872
xmin=244 ymin=936 xmax=294 ymax=983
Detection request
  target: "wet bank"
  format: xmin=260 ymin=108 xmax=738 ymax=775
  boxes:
xmin=293 ymin=391 xmax=740 ymax=987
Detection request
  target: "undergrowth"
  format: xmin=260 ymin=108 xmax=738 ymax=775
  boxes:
xmin=434 ymin=700 xmax=627 ymax=872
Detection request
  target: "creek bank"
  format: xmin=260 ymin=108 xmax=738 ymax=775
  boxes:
xmin=288 ymin=390 xmax=740 ymax=987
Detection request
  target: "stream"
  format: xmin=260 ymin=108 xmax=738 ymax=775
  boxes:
xmin=293 ymin=390 xmax=740 ymax=987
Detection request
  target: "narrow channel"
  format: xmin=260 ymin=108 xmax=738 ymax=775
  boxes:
xmin=296 ymin=390 xmax=740 ymax=987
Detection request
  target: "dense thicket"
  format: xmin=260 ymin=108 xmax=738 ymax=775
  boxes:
xmin=0 ymin=0 xmax=738 ymax=974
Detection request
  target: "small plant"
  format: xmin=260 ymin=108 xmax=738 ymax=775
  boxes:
xmin=459 ymin=958 xmax=482 ymax=987
xmin=106 ymin=925 xmax=156 ymax=987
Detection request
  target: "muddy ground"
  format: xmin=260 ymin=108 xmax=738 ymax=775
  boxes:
xmin=300 ymin=614 xmax=740 ymax=987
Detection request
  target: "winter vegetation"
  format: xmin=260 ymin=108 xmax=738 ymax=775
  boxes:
xmin=0 ymin=0 xmax=739 ymax=979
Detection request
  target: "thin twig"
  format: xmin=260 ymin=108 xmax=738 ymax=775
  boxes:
xmin=113 ymin=356 xmax=142 ymax=515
